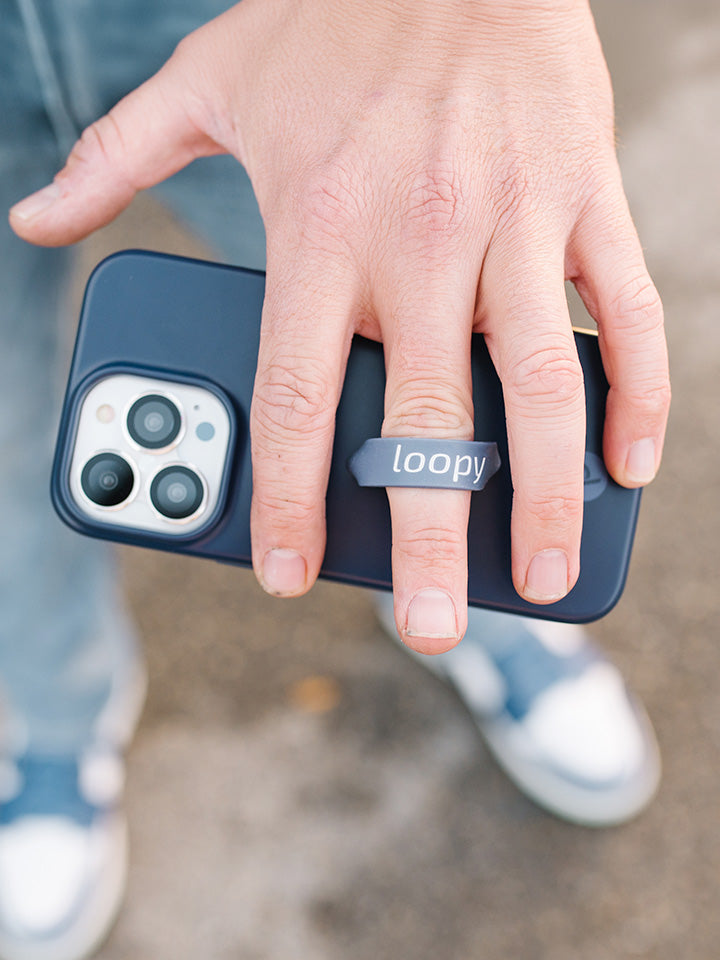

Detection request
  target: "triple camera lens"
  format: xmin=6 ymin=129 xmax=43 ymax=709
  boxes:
xmin=127 ymin=394 xmax=181 ymax=449
xmin=81 ymin=453 xmax=135 ymax=507
xmin=81 ymin=393 xmax=204 ymax=520
xmin=150 ymin=466 xmax=204 ymax=520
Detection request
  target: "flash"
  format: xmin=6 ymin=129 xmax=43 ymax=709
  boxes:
xmin=96 ymin=404 xmax=115 ymax=424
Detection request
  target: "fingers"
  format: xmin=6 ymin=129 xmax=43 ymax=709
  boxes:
xmin=568 ymin=186 xmax=670 ymax=487
xmin=380 ymin=272 xmax=476 ymax=654
xmin=250 ymin=254 xmax=356 ymax=598
xmin=8 ymin=53 xmax=219 ymax=247
xmin=479 ymin=235 xmax=586 ymax=605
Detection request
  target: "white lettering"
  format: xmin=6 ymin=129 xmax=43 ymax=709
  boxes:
xmin=452 ymin=455 xmax=472 ymax=483
xmin=387 ymin=444 xmax=487 ymax=486
xmin=404 ymin=452 xmax=425 ymax=473
xmin=428 ymin=453 xmax=451 ymax=474
xmin=392 ymin=443 xmax=402 ymax=473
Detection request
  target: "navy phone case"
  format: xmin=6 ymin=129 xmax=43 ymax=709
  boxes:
xmin=52 ymin=250 xmax=641 ymax=622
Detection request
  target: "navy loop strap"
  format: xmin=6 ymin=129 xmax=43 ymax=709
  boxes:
xmin=348 ymin=438 xmax=501 ymax=492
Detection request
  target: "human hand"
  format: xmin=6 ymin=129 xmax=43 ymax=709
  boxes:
xmin=9 ymin=0 xmax=670 ymax=653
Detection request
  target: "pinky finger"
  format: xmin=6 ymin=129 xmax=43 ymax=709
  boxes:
xmin=568 ymin=184 xmax=671 ymax=488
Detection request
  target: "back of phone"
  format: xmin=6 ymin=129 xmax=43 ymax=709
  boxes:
xmin=52 ymin=250 xmax=641 ymax=622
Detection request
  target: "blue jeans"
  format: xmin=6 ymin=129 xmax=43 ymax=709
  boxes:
xmin=0 ymin=0 xmax=266 ymax=753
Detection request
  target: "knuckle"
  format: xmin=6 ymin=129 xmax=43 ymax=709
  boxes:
xmin=384 ymin=383 xmax=473 ymax=439
xmin=64 ymin=113 xmax=136 ymax=193
xmin=491 ymin=157 xmax=535 ymax=228
xmin=508 ymin=345 xmax=585 ymax=407
xmin=70 ymin=114 xmax=125 ymax=170
xmin=253 ymin=489 xmax=318 ymax=528
xmin=608 ymin=275 xmax=664 ymax=336
xmin=252 ymin=359 xmax=336 ymax=441
xmin=619 ymin=379 xmax=672 ymax=419
xmin=647 ymin=380 xmax=672 ymax=416
xmin=395 ymin=524 xmax=466 ymax=568
xmin=522 ymin=492 xmax=582 ymax=528
xmin=295 ymin=162 xmax=365 ymax=248
xmin=171 ymin=30 xmax=200 ymax=63
xmin=403 ymin=161 xmax=468 ymax=240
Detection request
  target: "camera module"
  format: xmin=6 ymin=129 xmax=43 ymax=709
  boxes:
xmin=71 ymin=374 xmax=232 ymax=534
xmin=150 ymin=465 xmax=205 ymax=521
xmin=81 ymin=453 xmax=135 ymax=507
xmin=127 ymin=394 xmax=181 ymax=450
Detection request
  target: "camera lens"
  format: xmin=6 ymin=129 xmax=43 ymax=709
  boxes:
xmin=150 ymin=465 xmax=204 ymax=520
xmin=127 ymin=394 xmax=181 ymax=449
xmin=81 ymin=453 xmax=135 ymax=507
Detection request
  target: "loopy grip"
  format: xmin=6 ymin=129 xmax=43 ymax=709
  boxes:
xmin=348 ymin=438 xmax=501 ymax=491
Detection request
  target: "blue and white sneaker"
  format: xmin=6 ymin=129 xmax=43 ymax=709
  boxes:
xmin=0 ymin=751 xmax=128 ymax=960
xmin=376 ymin=596 xmax=661 ymax=827
xmin=0 ymin=612 xmax=146 ymax=960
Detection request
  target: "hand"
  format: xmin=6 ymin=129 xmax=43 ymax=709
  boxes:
xmin=9 ymin=0 xmax=670 ymax=653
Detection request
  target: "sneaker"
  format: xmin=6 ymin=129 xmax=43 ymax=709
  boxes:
xmin=0 ymin=751 xmax=128 ymax=960
xmin=376 ymin=595 xmax=661 ymax=827
xmin=0 ymin=616 xmax=146 ymax=960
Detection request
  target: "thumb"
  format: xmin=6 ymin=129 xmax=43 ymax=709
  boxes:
xmin=9 ymin=55 xmax=222 ymax=247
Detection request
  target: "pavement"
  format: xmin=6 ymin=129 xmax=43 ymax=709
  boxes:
xmin=68 ymin=2 xmax=720 ymax=958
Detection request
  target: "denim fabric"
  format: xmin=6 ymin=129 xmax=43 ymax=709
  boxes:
xmin=0 ymin=0 xmax=265 ymax=753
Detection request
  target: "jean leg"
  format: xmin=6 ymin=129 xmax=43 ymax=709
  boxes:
xmin=2 ymin=0 xmax=259 ymax=756
xmin=0 ymin=214 xmax=140 ymax=754
xmin=0 ymin=8 xmax=139 ymax=756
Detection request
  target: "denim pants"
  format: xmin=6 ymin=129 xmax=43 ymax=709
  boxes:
xmin=0 ymin=0 xmax=266 ymax=753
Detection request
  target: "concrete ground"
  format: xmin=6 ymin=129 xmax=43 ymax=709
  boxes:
xmin=69 ymin=2 xmax=720 ymax=958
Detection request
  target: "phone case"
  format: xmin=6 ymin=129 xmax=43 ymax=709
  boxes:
xmin=51 ymin=250 xmax=641 ymax=622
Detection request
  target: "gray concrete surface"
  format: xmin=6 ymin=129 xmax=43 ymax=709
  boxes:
xmin=68 ymin=2 xmax=720 ymax=958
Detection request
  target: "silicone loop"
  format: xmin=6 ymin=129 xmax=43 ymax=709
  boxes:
xmin=348 ymin=438 xmax=501 ymax=491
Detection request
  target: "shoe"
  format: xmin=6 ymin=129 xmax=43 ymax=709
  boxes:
xmin=0 ymin=751 xmax=128 ymax=960
xmin=376 ymin=595 xmax=661 ymax=827
xmin=0 ymin=621 xmax=146 ymax=960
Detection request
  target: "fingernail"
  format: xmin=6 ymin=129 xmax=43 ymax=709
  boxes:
xmin=261 ymin=548 xmax=307 ymax=596
xmin=406 ymin=589 xmax=458 ymax=640
xmin=10 ymin=183 xmax=61 ymax=221
xmin=524 ymin=550 xmax=569 ymax=602
xmin=625 ymin=437 xmax=657 ymax=484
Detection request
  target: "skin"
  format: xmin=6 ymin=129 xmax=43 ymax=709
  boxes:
xmin=8 ymin=0 xmax=670 ymax=655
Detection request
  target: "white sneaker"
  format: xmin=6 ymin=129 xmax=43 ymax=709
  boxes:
xmin=0 ymin=626 xmax=146 ymax=960
xmin=376 ymin=595 xmax=661 ymax=827
xmin=0 ymin=751 xmax=128 ymax=960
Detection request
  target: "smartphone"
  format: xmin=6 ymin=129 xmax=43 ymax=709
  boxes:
xmin=51 ymin=249 xmax=641 ymax=623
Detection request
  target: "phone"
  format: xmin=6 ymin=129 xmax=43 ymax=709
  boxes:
xmin=51 ymin=250 xmax=641 ymax=623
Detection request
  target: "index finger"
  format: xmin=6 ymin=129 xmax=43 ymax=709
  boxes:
xmin=250 ymin=248 xmax=356 ymax=596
